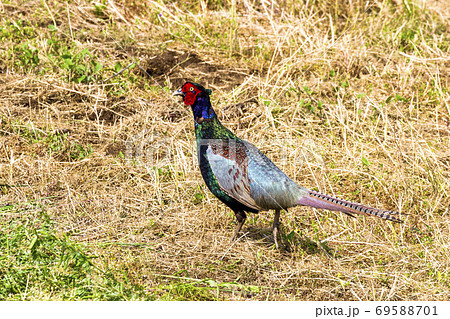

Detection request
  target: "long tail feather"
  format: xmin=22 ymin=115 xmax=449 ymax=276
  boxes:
xmin=298 ymin=190 xmax=402 ymax=223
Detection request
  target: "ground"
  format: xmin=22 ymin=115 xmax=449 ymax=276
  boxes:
xmin=0 ymin=0 xmax=449 ymax=300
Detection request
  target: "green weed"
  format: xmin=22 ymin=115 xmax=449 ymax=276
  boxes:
xmin=57 ymin=48 xmax=103 ymax=83
xmin=0 ymin=208 xmax=146 ymax=300
xmin=12 ymin=124 xmax=92 ymax=161
xmin=154 ymin=274 xmax=260 ymax=301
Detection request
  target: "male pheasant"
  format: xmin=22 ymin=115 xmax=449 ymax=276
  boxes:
xmin=173 ymin=82 xmax=401 ymax=248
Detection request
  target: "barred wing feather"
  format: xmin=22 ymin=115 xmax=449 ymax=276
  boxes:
xmin=205 ymin=144 xmax=262 ymax=211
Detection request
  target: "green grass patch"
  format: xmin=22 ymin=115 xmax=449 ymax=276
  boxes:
xmin=0 ymin=206 xmax=146 ymax=300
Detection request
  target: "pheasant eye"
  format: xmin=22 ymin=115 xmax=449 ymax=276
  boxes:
xmin=189 ymin=87 xmax=194 ymax=92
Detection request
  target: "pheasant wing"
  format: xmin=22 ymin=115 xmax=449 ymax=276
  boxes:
xmin=205 ymin=140 xmax=262 ymax=211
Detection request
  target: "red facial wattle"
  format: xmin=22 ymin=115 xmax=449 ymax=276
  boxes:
xmin=182 ymin=83 xmax=200 ymax=106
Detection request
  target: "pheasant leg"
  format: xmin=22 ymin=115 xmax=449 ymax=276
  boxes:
xmin=272 ymin=209 xmax=283 ymax=249
xmin=231 ymin=210 xmax=247 ymax=241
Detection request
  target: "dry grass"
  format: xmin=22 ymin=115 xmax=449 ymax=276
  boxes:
xmin=0 ymin=0 xmax=449 ymax=300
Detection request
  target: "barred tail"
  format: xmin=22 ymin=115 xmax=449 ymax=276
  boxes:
xmin=298 ymin=190 xmax=402 ymax=223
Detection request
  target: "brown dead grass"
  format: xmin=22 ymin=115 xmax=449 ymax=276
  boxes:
xmin=0 ymin=0 xmax=449 ymax=300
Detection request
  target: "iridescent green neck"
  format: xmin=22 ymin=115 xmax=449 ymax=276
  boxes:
xmin=195 ymin=117 xmax=237 ymax=141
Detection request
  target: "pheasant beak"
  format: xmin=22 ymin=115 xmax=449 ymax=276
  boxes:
xmin=173 ymin=88 xmax=185 ymax=98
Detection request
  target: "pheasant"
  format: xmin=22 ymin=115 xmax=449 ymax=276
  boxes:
xmin=173 ymin=82 xmax=401 ymax=248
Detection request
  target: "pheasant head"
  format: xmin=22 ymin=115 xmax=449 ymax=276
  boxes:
xmin=173 ymin=82 xmax=215 ymax=124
